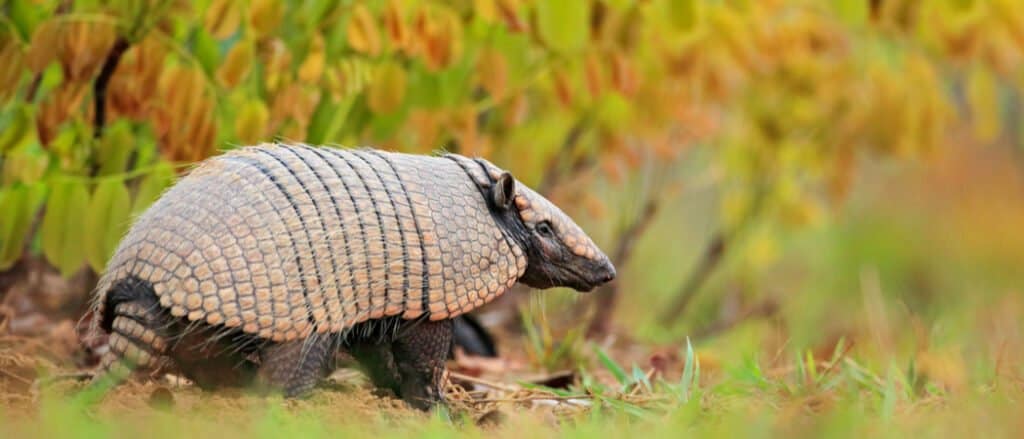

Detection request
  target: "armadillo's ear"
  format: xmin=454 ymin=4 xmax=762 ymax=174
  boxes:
xmin=491 ymin=172 xmax=516 ymax=211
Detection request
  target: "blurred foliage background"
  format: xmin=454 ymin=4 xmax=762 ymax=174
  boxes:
xmin=1 ymin=0 xmax=1024 ymax=434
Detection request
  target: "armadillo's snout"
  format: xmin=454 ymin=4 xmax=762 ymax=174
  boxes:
xmin=599 ymin=261 xmax=616 ymax=284
xmin=597 ymin=258 xmax=616 ymax=284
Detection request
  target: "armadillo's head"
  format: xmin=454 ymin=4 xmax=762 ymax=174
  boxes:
xmin=488 ymin=172 xmax=616 ymax=292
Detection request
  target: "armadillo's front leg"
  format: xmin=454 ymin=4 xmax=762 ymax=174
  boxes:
xmin=351 ymin=342 xmax=401 ymax=396
xmin=257 ymin=336 xmax=335 ymax=398
xmin=391 ymin=319 xmax=453 ymax=410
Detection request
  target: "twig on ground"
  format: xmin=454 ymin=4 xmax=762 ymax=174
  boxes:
xmin=0 ymin=368 xmax=33 ymax=387
xmin=448 ymin=371 xmax=521 ymax=392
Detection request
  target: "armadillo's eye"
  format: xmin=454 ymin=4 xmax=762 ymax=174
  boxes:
xmin=535 ymin=221 xmax=554 ymax=238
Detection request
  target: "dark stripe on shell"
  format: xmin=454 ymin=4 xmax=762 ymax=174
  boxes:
xmin=354 ymin=150 xmax=410 ymax=313
xmin=280 ymin=146 xmax=340 ymax=331
xmin=303 ymin=146 xmax=364 ymax=325
xmin=224 ymin=154 xmax=316 ymax=327
xmin=368 ymin=150 xmax=430 ymax=317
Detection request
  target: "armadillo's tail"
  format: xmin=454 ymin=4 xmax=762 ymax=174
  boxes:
xmin=87 ymin=278 xmax=172 ymax=394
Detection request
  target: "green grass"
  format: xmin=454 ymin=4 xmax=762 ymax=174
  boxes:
xmin=5 ymin=153 xmax=1024 ymax=438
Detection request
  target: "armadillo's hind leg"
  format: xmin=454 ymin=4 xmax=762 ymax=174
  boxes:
xmin=95 ymin=301 xmax=172 ymax=385
xmin=391 ymin=319 xmax=453 ymax=410
xmin=256 ymin=336 xmax=335 ymax=398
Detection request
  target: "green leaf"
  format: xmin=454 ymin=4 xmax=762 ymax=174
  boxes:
xmin=85 ymin=179 xmax=132 ymax=272
xmin=536 ymin=1 xmax=589 ymax=54
xmin=666 ymin=0 xmax=699 ymax=32
xmin=132 ymin=162 xmax=175 ymax=216
xmin=0 ymin=104 xmax=34 ymax=154
xmin=7 ymin=0 xmax=47 ymax=40
xmin=833 ymin=0 xmax=869 ymax=27
xmin=96 ymin=120 xmax=134 ymax=176
xmin=680 ymin=336 xmax=696 ymax=401
xmin=596 ymin=347 xmax=628 ymax=386
xmin=0 ymin=183 xmax=46 ymax=270
xmin=40 ymin=178 xmax=90 ymax=277
xmin=193 ymin=27 xmax=222 ymax=75
xmin=307 ymin=95 xmax=355 ymax=145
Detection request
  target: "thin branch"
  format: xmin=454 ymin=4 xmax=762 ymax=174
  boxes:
xmin=658 ymin=231 xmax=727 ymax=325
xmin=659 ymin=185 xmax=770 ymax=326
xmin=92 ymin=36 xmax=131 ymax=141
xmin=693 ymin=298 xmax=779 ymax=339
xmin=537 ymin=116 xmax=592 ymax=195
xmin=586 ymin=197 xmax=660 ymax=337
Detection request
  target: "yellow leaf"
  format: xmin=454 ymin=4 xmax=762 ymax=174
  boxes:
xmin=474 ymin=0 xmax=498 ymax=24
xmin=367 ymin=61 xmax=407 ymax=114
xmin=0 ymin=32 xmax=25 ymax=102
xmin=298 ymin=34 xmax=326 ymax=84
xmin=235 ymin=99 xmax=269 ymax=143
xmin=249 ymin=0 xmax=284 ymax=38
xmin=205 ymin=0 xmax=242 ymax=39
xmin=347 ymin=4 xmax=382 ymax=56
xmin=535 ymin=0 xmax=588 ymax=53
xmin=261 ymin=39 xmax=293 ymax=93
xmin=217 ymin=40 xmax=254 ymax=88
xmin=967 ymin=64 xmax=1000 ymax=143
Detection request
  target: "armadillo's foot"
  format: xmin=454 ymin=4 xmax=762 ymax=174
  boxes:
xmin=392 ymin=319 xmax=453 ymax=411
xmin=95 ymin=301 xmax=174 ymax=386
xmin=351 ymin=343 xmax=401 ymax=396
xmin=256 ymin=336 xmax=335 ymax=398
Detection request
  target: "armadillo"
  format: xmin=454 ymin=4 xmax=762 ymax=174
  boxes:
xmin=89 ymin=143 xmax=615 ymax=409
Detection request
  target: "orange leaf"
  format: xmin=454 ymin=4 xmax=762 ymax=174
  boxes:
xmin=383 ymin=0 xmax=409 ymax=52
xmin=25 ymin=19 xmax=58 ymax=74
xmin=37 ymin=82 xmax=88 ymax=146
xmin=496 ymin=0 xmax=526 ymax=32
xmin=412 ymin=5 xmax=463 ymax=71
xmin=57 ymin=21 xmax=115 ymax=82
xmin=609 ymin=50 xmax=637 ymax=97
xmin=107 ymin=36 xmax=166 ymax=121
xmin=477 ymin=47 xmax=508 ymax=99
xmin=584 ymin=51 xmax=604 ymax=98
xmin=552 ymin=68 xmax=574 ymax=108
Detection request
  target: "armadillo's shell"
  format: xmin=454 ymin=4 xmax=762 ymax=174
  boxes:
xmin=95 ymin=145 xmax=527 ymax=342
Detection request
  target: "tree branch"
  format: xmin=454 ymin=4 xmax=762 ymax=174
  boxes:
xmin=657 ymin=231 xmax=728 ymax=325
xmin=92 ymin=37 xmax=131 ymax=140
xmin=586 ymin=197 xmax=660 ymax=337
xmin=658 ymin=185 xmax=770 ymax=326
xmin=537 ymin=117 xmax=591 ymax=195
